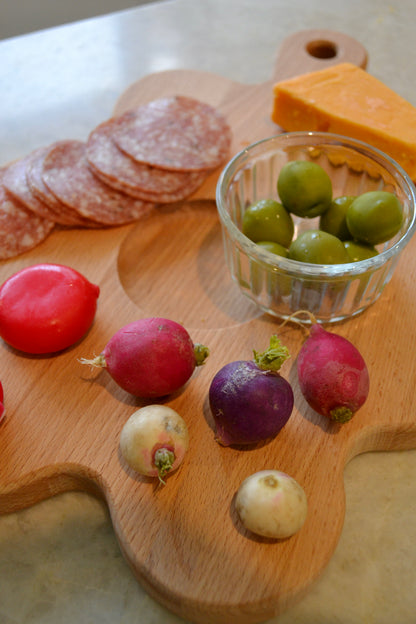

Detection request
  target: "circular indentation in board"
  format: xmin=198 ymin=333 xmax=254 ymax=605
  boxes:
xmin=117 ymin=200 xmax=261 ymax=329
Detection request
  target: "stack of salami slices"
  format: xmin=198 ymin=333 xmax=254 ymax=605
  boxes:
xmin=0 ymin=96 xmax=232 ymax=260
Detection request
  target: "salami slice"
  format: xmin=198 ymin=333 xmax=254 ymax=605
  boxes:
xmin=41 ymin=140 xmax=155 ymax=226
xmin=112 ymin=96 xmax=232 ymax=172
xmin=26 ymin=146 xmax=95 ymax=227
xmin=86 ymin=118 xmax=206 ymax=202
xmin=0 ymin=174 xmax=55 ymax=259
xmin=2 ymin=152 xmax=59 ymax=222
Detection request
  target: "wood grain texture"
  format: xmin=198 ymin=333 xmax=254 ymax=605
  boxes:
xmin=2 ymin=29 xmax=415 ymax=624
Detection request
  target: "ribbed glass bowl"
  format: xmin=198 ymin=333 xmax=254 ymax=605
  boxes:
xmin=216 ymin=132 xmax=416 ymax=323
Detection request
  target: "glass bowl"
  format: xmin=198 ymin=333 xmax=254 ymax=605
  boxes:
xmin=216 ymin=132 xmax=416 ymax=323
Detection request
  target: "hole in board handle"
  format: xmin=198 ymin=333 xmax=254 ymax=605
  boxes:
xmin=306 ymin=39 xmax=338 ymax=59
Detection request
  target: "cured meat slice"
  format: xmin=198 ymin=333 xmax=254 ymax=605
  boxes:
xmin=41 ymin=140 xmax=155 ymax=226
xmin=112 ymin=96 xmax=232 ymax=172
xmin=90 ymin=163 xmax=206 ymax=204
xmin=26 ymin=146 xmax=94 ymax=227
xmin=86 ymin=118 xmax=206 ymax=203
xmin=2 ymin=152 xmax=59 ymax=222
xmin=0 ymin=174 xmax=55 ymax=260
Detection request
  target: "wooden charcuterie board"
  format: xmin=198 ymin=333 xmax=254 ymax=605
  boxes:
xmin=1 ymin=29 xmax=416 ymax=624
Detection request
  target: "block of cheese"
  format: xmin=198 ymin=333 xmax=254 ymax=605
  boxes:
xmin=272 ymin=62 xmax=416 ymax=180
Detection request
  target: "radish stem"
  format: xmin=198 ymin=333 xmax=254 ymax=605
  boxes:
xmin=194 ymin=343 xmax=210 ymax=366
xmin=329 ymin=406 xmax=354 ymax=423
xmin=253 ymin=335 xmax=290 ymax=372
xmin=154 ymin=448 xmax=176 ymax=484
xmin=279 ymin=309 xmax=319 ymax=331
xmin=79 ymin=354 xmax=107 ymax=368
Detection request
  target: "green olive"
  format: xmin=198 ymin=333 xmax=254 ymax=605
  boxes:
xmin=346 ymin=191 xmax=403 ymax=245
xmin=289 ymin=230 xmax=350 ymax=264
xmin=256 ymin=241 xmax=289 ymax=257
xmin=254 ymin=241 xmax=291 ymax=297
xmin=277 ymin=160 xmax=332 ymax=218
xmin=242 ymin=199 xmax=294 ymax=248
xmin=344 ymin=240 xmax=379 ymax=262
xmin=319 ymin=196 xmax=355 ymax=240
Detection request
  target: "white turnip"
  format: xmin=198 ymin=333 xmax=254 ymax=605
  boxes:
xmin=235 ymin=470 xmax=308 ymax=539
xmin=295 ymin=311 xmax=369 ymax=422
xmin=119 ymin=404 xmax=189 ymax=484
xmin=80 ymin=317 xmax=209 ymax=398
xmin=208 ymin=336 xmax=294 ymax=446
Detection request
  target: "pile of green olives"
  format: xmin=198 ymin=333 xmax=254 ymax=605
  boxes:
xmin=241 ymin=160 xmax=404 ymax=265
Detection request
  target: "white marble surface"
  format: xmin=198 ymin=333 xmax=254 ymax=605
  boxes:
xmin=1 ymin=0 xmax=416 ymax=622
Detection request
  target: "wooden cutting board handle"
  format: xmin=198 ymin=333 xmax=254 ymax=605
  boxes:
xmin=114 ymin=29 xmax=368 ymax=119
xmin=272 ymin=29 xmax=368 ymax=81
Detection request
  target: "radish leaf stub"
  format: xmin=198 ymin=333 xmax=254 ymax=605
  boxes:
xmin=253 ymin=334 xmax=290 ymax=371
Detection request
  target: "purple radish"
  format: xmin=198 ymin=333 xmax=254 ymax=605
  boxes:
xmin=296 ymin=313 xmax=369 ymax=423
xmin=208 ymin=336 xmax=294 ymax=446
xmin=81 ymin=317 xmax=209 ymax=398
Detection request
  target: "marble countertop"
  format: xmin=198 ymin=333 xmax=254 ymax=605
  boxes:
xmin=1 ymin=0 xmax=416 ymax=622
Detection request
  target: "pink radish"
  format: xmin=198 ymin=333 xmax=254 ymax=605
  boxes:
xmin=120 ymin=404 xmax=189 ymax=484
xmin=295 ymin=311 xmax=369 ymax=422
xmin=80 ymin=317 xmax=209 ymax=398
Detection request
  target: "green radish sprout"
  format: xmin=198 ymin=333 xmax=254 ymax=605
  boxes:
xmin=253 ymin=334 xmax=291 ymax=371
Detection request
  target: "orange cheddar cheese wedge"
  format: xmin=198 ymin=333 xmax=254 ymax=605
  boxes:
xmin=272 ymin=62 xmax=416 ymax=180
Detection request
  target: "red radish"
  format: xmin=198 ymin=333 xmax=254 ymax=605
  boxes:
xmin=120 ymin=404 xmax=189 ymax=484
xmin=0 ymin=263 xmax=99 ymax=354
xmin=81 ymin=317 xmax=209 ymax=398
xmin=295 ymin=311 xmax=369 ymax=422
xmin=209 ymin=336 xmax=293 ymax=445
